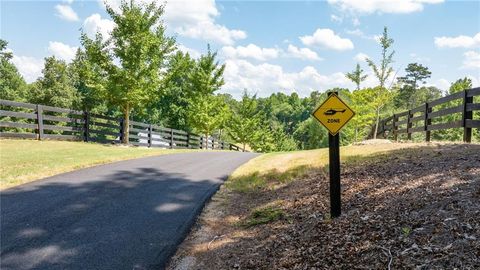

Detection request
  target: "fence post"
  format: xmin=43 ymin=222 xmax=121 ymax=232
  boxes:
xmin=407 ymin=110 xmax=412 ymax=141
xmin=186 ymin=133 xmax=190 ymax=149
xmin=119 ymin=118 xmax=124 ymax=143
xmin=392 ymin=114 xmax=398 ymax=141
xmin=170 ymin=129 xmax=174 ymax=149
xmin=83 ymin=110 xmax=90 ymax=142
xmin=221 ymin=141 xmax=224 ymax=150
xmin=424 ymin=102 xmax=431 ymax=142
xmin=463 ymin=90 xmax=473 ymax=143
xmin=36 ymin=104 xmax=44 ymax=140
xmin=211 ymin=137 xmax=215 ymax=150
xmin=148 ymin=124 xmax=152 ymax=148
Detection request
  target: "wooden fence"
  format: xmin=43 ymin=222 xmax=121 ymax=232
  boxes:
xmin=373 ymin=87 xmax=480 ymax=142
xmin=0 ymin=99 xmax=243 ymax=151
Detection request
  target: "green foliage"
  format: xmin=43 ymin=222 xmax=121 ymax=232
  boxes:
xmin=186 ymin=47 xmax=228 ymax=137
xmin=449 ymin=77 xmax=472 ymax=94
xmin=227 ymin=91 xmax=262 ymax=150
xmin=395 ymin=63 xmax=432 ymax=109
xmin=241 ymin=205 xmax=285 ymax=227
xmin=29 ymin=56 xmax=80 ymax=108
xmin=346 ymin=63 xmax=368 ymax=90
xmin=81 ymin=0 xmax=175 ymax=142
xmin=188 ymin=94 xmax=230 ymax=138
xmin=155 ymin=51 xmax=197 ymax=130
xmin=365 ymin=26 xmax=396 ymax=138
xmin=366 ymin=27 xmax=395 ymax=89
xmin=0 ymin=39 xmax=28 ymax=102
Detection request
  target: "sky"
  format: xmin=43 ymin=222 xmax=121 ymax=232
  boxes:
xmin=1 ymin=0 xmax=479 ymax=98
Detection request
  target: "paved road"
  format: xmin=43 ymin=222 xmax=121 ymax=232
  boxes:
xmin=1 ymin=151 xmax=258 ymax=270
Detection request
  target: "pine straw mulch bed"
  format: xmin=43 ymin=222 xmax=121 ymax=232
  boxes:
xmin=167 ymin=143 xmax=480 ymax=270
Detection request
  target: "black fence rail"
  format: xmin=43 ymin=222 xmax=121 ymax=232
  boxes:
xmin=372 ymin=87 xmax=480 ymax=142
xmin=0 ymin=99 xmax=243 ymax=151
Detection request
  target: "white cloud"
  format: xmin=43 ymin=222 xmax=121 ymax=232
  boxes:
xmin=286 ymin=45 xmax=322 ymax=61
xmin=101 ymin=0 xmax=246 ymax=45
xmin=55 ymin=4 xmax=79 ymax=22
xmin=300 ymin=28 xmax=354 ymax=51
xmin=462 ymin=51 xmax=480 ymax=69
xmin=434 ymin=33 xmax=480 ymax=48
xmin=346 ymin=29 xmax=364 ymax=37
xmin=177 ymin=44 xmax=201 ymax=59
xmin=354 ymin=52 xmax=369 ymax=62
xmin=330 ymin=14 xmax=343 ymax=23
xmin=328 ymin=0 xmax=444 ymax=14
xmin=222 ymin=59 xmax=357 ymax=97
xmin=11 ymin=55 xmax=44 ymax=83
xmin=221 ymin=44 xmax=280 ymax=61
xmin=175 ymin=22 xmax=246 ymax=45
xmin=164 ymin=0 xmax=246 ymax=45
xmin=47 ymin=41 xmax=78 ymax=63
xmin=352 ymin=17 xmax=360 ymax=26
xmin=433 ymin=78 xmax=451 ymax=91
xmin=83 ymin=13 xmax=115 ymax=39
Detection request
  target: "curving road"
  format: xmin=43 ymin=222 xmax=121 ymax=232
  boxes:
xmin=0 ymin=151 xmax=258 ymax=270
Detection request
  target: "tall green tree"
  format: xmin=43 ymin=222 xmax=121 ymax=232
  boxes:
xmin=346 ymin=63 xmax=368 ymax=90
xmin=366 ymin=26 xmax=395 ymax=139
xmin=81 ymin=0 xmax=175 ymax=143
xmin=29 ymin=56 xmax=79 ymax=108
xmin=188 ymin=94 xmax=230 ymax=142
xmin=157 ymin=51 xmax=196 ymax=130
xmin=69 ymin=48 xmax=107 ymax=112
xmin=396 ymin=63 xmax=431 ymax=108
xmin=189 ymin=46 xmax=225 ymax=97
xmin=228 ymin=91 xmax=262 ymax=151
xmin=187 ymin=47 xmax=228 ymax=141
xmin=0 ymin=39 xmax=28 ymax=102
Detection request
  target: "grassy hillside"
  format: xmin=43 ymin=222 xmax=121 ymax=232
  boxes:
xmin=227 ymin=142 xmax=418 ymax=192
xmin=0 ymin=139 xmax=198 ymax=190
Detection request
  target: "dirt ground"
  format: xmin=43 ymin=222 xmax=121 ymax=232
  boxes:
xmin=167 ymin=143 xmax=480 ymax=270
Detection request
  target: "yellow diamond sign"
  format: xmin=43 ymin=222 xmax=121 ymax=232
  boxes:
xmin=312 ymin=93 xmax=355 ymax=135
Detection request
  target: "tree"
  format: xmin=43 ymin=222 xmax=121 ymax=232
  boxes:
xmin=81 ymin=0 xmax=176 ymax=143
xmin=69 ymin=48 xmax=107 ymax=112
xmin=156 ymin=51 xmax=196 ymax=130
xmin=396 ymin=63 xmax=431 ymax=108
xmin=29 ymin=56 xmax=79 ymax=108
xmin=188 ymin=94 xmax=230 ymax=143
xmin=0 ymin=39 xmax=28 ymax=102
xmin=366 ymin=26 xmax=395 ymax=139
xmin=347 ymin=88 xmax=376 ymax=142
xmin=449 ymin=77 xmax=472 ymax=94
xmin=228 ymin=91 xmax=262 ymax=151
xmin=346 ymin=63 xmax=368 ymax=90
xmin=186 ymin=47 xmax=228 ymax=142
xmin=189 ymin=46 xmax=225 ymax=97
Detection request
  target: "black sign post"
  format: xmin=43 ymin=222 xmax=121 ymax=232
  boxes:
xmin=312 ymin=91 xmax=355 ymax=218
xmin=327 ymin=91 xmax=341 ymax=218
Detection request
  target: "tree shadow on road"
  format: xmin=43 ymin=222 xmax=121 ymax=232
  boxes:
xmin=1 ymin=166 xmax=226 ymax=270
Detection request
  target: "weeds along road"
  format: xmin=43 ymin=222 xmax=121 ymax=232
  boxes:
xmin=0 ymin=151 xmax=258 ymax=270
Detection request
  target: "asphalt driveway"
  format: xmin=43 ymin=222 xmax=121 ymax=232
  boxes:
xmin=0 ymin=151 xmax=258 ymax=270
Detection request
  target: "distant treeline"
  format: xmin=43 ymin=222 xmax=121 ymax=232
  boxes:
xmin=1 ymin=1 xmax=478 ymax=152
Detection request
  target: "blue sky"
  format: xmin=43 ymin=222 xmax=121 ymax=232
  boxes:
xmin=1 ymin=0 xmax=479 ymax=98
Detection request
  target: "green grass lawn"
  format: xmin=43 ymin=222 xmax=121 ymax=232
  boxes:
xmin=0 ymin=139 xmax=198 ymax=190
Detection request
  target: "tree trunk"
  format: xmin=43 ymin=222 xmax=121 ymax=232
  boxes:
xmin=373 ymin=107 xmax=380 ymax=139
xmin=354 ymin=127 xmax=358 ymax=142
xmin=242 ymin=142 xmax=246 ymax=152
xmin=122 ymin=104 xmax=130 ymax=144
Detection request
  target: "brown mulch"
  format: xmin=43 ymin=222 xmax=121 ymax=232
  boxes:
xmin=168 ymin=143 xmax=480 ymax=270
